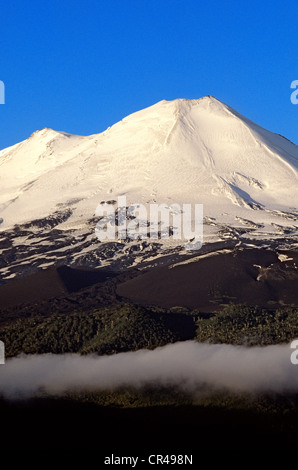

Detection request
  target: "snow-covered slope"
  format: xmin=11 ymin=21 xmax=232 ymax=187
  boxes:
xmin=0 ymin=96 xmax=298 ymax=279
xmin=1 ymin=96 xmax=298 ymax=229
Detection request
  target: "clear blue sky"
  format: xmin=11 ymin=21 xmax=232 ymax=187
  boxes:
xmin=0 ymin=0 xmax=297 ymax=150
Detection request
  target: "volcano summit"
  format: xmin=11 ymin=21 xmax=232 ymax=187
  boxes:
xmin=0 ymin=96 xmax=298 ymax=281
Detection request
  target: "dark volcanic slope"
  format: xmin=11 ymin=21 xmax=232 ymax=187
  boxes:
xmin=0 ymin=265 xmax=115 ymax=309
xmin=117 ymin=248 xmax=298 ymax=311
xmin=0 ymin=267 xmax=67 ymax=309
xmin=2 ymin=247 xmax=298 ymax=314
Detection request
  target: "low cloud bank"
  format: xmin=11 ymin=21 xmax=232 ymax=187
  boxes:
xmin=0 ymin=341 xmax=298 ymax=399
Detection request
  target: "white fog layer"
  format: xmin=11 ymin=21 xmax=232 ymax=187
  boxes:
xmin=0 ymin=340 xmax=298 ymax=399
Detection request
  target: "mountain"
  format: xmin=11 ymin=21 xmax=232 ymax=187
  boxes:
xmin=0 ymin=96 xmax=298 ymax=282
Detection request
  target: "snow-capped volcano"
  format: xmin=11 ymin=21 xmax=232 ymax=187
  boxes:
xmin=0 ymin=96 xmax=298 ymax=280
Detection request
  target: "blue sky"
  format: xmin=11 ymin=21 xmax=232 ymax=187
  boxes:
xmin=0 ymin=0 xmax=297 ymax=150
